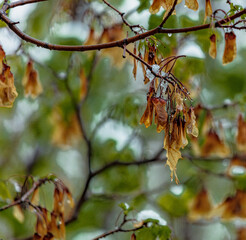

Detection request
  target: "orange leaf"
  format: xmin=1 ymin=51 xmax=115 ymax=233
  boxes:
xmin=237 ymin=228 xmax=246 ymax=240
xmin=222 ymin=31 xmax=237 ymax=65
xmin=209 ymin=34 xmax=217 ymax=59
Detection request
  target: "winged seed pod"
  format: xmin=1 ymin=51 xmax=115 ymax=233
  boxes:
xmin=204 ymin=0 xmax=213 ymax=23
xmin=0 ymin=46 xmax=18 ymax=107
xmin=22 ymin=60 xmax=43 ymax=98
xmin=209 ymin=34 xmax=217 ymax=59
xmin=236 ymin=114 xmax=246 ymax=152
xmin=222 ymin=31 xmax=237 ymax=65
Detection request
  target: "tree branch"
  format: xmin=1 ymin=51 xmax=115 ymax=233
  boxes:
xmin=0 ymin=7 xmax=245 ymax=52
xmin=4 ymin=0 xmax=47 ymax=10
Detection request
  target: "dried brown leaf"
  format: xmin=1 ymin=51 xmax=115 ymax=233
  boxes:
xmin=209 ymin=34 xmax=217 ymax=59
xmin=22 ymin=61 xmax=43 ymax=99
xmin=236 ymin=114 xmax=246 ymax=152
xmin=222 ymin=31 xmax=237 ymax=65
xmin=204 ymin=0 xmax=213 ymax=22
xmin=140 ymin=87 xmax=155 ymax=128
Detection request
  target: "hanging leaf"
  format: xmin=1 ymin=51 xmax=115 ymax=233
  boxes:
xmin=236 ymin=114 xmax=246 ymax=153
xmin=140 ymin=87 xmax=155 ymax=128
xmin=222 ymin=31 xmax=237 ymax=65
xmin=22 ymin=60 xmax=43 ymax=99
xmin=0 ymin=46 xmax=18 ymax=107
xmin=209 ymin=34 xmax=217 ymax=59
xmin=204 ymin=0 xmax=213 ymax=22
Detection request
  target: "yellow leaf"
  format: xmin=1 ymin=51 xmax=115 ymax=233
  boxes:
xmin=209 ymin=34 xmax=217 ymax=59
xmin=13 ymin=205 xmax=24 ymax=223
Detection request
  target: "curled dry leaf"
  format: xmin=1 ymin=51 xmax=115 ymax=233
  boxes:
xmin=152 ymin=97 xmax=168 ymax=133
xmin=201 ymin=129 xmax=230 ymax=157
xmin=188 ymin=188 xmax=213 ymax=221
xmin=204 ymin=0 xmax=213 ymax=22
xmin=22 ymin=60 xmax=43 ymax=99
xmin=222 ymin=31 xmax=237 ymax=65
xmin=211 ymin=190 xmax=246 ymax=219
xmin=236 ymin=114 xmax=246 ymax=153
xmin=209 ymin=34 xmax=217 ymax=59
xmin=0 ymin=46 xmax=18 ymax=107
xmin=139 ymin=87 xmax=155 ymax=128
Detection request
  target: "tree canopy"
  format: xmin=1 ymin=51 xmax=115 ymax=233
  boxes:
xmin=0 ymin=0 xmax=246 ymax=239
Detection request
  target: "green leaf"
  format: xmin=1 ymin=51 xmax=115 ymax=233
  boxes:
xmin=136 ymin=225 xmax=171 ymax=240
xmin=137 ymin=0 xmax=150 ymax=13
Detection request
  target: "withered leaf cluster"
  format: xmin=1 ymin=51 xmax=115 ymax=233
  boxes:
xmin=0 ymin=46 xmax=18 ymax=107
xmin=140 ymin=85 xmax=198 ymax=183
xmin=33 ymin=181 xmax=74 ymax=240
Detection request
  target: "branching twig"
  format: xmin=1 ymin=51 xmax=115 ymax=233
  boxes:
xmin=0 ymin=6 xmax=245 ymax=52
xmin=102 ymin=0 xmax=140 ymax=34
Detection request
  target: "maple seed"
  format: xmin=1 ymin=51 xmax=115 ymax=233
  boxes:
xmin=204 ymin=0 xmax=213 ymax=22
xmin=0 ymin=46 xmax=18 ymax=107
xmin=222 ymin=31 xmax=237 ymax=65
xmin=209 ymin=34 xmax=217 ymax=59
xmin=22 ymin=60 xmax=43 ymax=99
